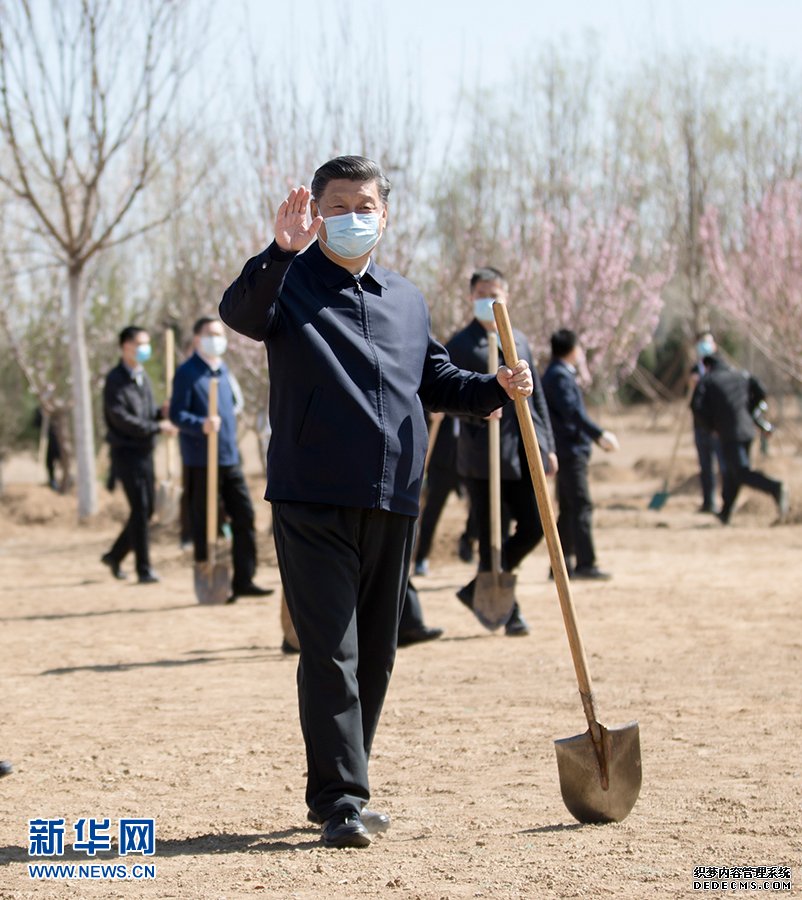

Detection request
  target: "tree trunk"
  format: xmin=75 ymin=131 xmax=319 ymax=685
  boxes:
xmin=67 ymin=265 xmax=98 ymax=519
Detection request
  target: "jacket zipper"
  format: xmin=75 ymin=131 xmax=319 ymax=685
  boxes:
xmin=355 ymin=275 xmax=388 ymax=508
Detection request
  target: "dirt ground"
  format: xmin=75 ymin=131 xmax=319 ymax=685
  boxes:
xmin=1 ymin=403 xmax=801 ymax=899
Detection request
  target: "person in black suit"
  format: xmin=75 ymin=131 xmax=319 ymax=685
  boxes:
xmin=102 ymin=326 xmax=177 ymax=583
xmin=413 ymin=413 xmax=476 ymax=575
xmin=541 ymin=329 xmax=618 ymax=580
xmin=219 ymin=157 xmax=533 ymax=849
xmin=446 ymin=267 xmax=557 ymax=637
xmin=692 ymin=354 xmax=788 ymax=525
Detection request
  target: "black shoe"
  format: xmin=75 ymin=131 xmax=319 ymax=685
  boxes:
xmin=572 ymin=566 xmax=612 ymax=581
xmin=281 ymin=639 xmax=300 ymax=655
xmin=697 ymin=504 xmax=717 ymax=514
xmin=101 ymin=553 xmax=127 ymax=580
xmin=310 ymin=808 xmax=389 ymax=836
xmin=717 ymin=509 xmax=732 ymax=526
xmin=397 ymin=626 xmax=443 ymax=647
xmin=137 ymin=570 xmax=160 ymax=584
xmin=231 ymin=583 xmax=275 ymax=599
xmin=457 ymin=534 xmax=474 ymax=563
xmin=456 ymin=579 xmax=475 ymax=610
xmin=504 ymin=605 xmax=530 ymax=637
xmin=0 ymin=760 xmax=12 ymax=778
xmin=320 ymin=810 xmax=371 ymax=848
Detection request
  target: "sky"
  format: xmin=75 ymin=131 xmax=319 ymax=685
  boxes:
xmin=201 ymin=0 xmax=802 ymax=162
xmin=227 ymin=0 xmax=802 ymax=105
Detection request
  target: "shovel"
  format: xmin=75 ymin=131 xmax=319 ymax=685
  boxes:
xmin=473 ymin=334 xmax=516 ymax=630
xmin=193 ymin=377 xmax=230 ymax=605
xmin=156 ymin=328 xmax=181 ymax=524
xmin=493 ymin=302 xmax=641 ymax=824
xmin=648 ymin=405 xmax=688 ymax=510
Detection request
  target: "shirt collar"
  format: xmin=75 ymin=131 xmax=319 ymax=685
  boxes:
xmin=193 ymin=351 xmax=226 ymax=376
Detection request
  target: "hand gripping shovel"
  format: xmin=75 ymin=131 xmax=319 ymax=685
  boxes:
xmin=473 ymin=333 xmax=516 ymax=630
xmin=193 ymin=377 xmax=230 ymax=604
xmin=156 ymin=328 xmax=181 ymax=524
xmin=493 ymin=302 xmax=641 ymax=824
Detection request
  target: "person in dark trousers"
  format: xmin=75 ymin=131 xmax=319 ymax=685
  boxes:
xmin=170 ymin=316 xmax=272 ymax=602
xmin=446 ymin=267 xmax=557 ymax=637
xmin=413 ymin=413 xmax=476 ymax=575
xmin=397 ymin=580 xmax=443 ymax=646
xmin=102 ymin=326 xmax=177 ymax=583
xmin=219 ymin=156 xmax=533 ymax=849
xmin=34 ymin=408 xmax=62 ymax=491
xmin=692 ymin=354 xmax=788 ymax=525
xmin=689 ymin=331 xmax=725 ymax=513
xmin=541 ymin=329 xmax=618 ymax=580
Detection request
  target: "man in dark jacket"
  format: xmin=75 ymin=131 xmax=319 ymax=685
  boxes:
xmin=102 ymin=326 xmax=177 ymax=583
xmin=693 ymin=355 xmax=788 ymax=525
xmin=446 ymin=267 xmax=557 ymax=636
xmin=219 ymin=156 xmax=533 ymax=849
xmin=169 ymin=316 xmax=272 ymax=601
xmin=541 ymin=329 xmax=618 ymax=580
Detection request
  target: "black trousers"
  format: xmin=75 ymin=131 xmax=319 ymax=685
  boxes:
xmin=466 ymin=466 xmax=543 ymax=573
xmin=272 ymin=502 xmax=416 ymax=820
xmin=720 ymin=439 xmax=781 ymax=518
xmin=556 ymin=452 xmax=595 ymax=569
xmin=186 ymin=464 xmax=257 ymax=591
xmin=108 ymin=449 xmax=155 ymax=576
xmin=399 ymin=579 xmax=424 ymax=632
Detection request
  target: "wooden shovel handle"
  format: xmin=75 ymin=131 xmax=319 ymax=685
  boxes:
xmin=487 ymin=335 xmax=503 ymax=576
xmin=493 ymin=302 xmax=601 ymax=731
xmin=165 ymin=329 xmax=177 ymax=480
xmin=206 ymin=377 xmax=219 ymax=563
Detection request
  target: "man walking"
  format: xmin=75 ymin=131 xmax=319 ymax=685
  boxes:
xmin=102 ymin=326 xmax=177 ymax=583
xmin=219 ymin=156 xmax=533 ymax=848
xmin=446 ymin=267 xmax=557 ymax=637
xmin=541 ymin=329 xmax=618 ymax=580
xmin=693 ymin=354 xmax=788 ymax=525
xmin=170 ymin=316 xmax=272 ymax=602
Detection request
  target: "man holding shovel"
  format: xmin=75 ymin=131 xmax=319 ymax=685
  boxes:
xmin=170 ymin=316 xmax=273 ymax=602
xmin=219 ymin=156 xmax=533 ymax=849
xmin=447 ymin=268 xmax=557 ymax=637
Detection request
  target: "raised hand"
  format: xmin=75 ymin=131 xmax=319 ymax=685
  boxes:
xmin=275 ymin=186 xmax=324 ymax=252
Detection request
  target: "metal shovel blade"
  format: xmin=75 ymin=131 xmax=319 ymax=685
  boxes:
xmin=473 ymin=570 xmax=516 ymax=631
xmin=155 ymin=479 xmax=181 ymax=525
xmin=193 ymin=560 xmax=230 ymax=605
xmin=554 ymin=720 xmax=641 ymax=824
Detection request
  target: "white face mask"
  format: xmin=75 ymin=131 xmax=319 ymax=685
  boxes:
xmin=200 ymin=335 xmax=227 ymax=358
xmin=473 ymin=297 xmax=496 ymax=323
xmin=321 ymin=212 xmax=382 ymax=259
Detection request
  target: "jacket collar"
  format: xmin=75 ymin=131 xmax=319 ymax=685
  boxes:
xmin=302 ymin=241 xmax=388 ymax=291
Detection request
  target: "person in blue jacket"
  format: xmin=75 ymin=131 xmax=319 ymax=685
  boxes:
xmin=541 ymin=329 xmax=618 ymax=580
xmin=169 ymin=316 xmax=272 ymax=602
xmin=219 ymin=155 xmax=533 ymax=850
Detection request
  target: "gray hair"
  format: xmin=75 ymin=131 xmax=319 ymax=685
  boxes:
xmin=311 ymin=155 xmax=391 ymax=204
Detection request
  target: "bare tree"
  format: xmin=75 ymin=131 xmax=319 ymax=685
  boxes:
xmin=0 ymin=0 xmax=199 ymax=518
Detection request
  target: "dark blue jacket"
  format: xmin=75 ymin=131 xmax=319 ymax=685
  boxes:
xmin=541 ymin=358 xmax=603 ymax=459
xmin=169 ymin=352 xmax=240 ymax=467
xmin=446 ymin=319 xmax=555 ymax=479
xmin=219 ymin=240 xmax=508 ymax=516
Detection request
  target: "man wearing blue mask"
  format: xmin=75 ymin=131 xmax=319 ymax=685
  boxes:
xmin=447 ymin=268 xmax=557 ymax=636
xmin=170 ymin=316 xmax=272 ymax=602
xmin=102 ymin=326 xmax=178 ymax=583
xmin=219 ymin=156 xmax=534 ymax=849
